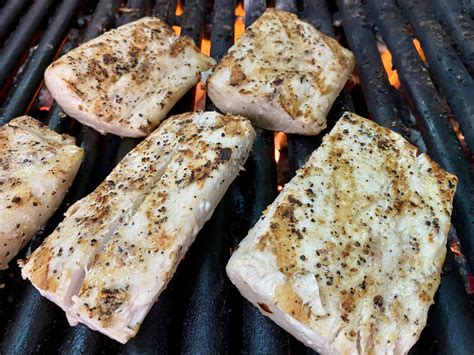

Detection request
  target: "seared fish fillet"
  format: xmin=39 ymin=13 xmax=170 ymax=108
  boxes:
xmin=45 ymin=17 xmax=216 ymax=137
xmin=22 ymin=111 xmax=255 ymax=343
xmin=0 ymin=116 xmax=83 ymax=270
xmin=227 ymin=112 xmax=457 ymax=354
xmin=207 ymin=9 xmax=355 ymax=135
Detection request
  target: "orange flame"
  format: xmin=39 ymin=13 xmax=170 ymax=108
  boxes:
xmin=173 ymin=0 xmax=183 ymax=35
xmin=381 ymin=48 xmax=400 ymax=88
xmin=274 ymin=132 xmax=287 ymax=164
xmin=413 ymin=39 xmax=426 ymax=62
xmin=172 ymin=26 xmax=181 ymax=35
xmin=235 ymin=3 xmax=245 ymax=42
xmin=194 ymin=37 xmax=211 ymax=110
xmin=381 ymin=39 xmax=426 ymax=89
xmin=175 ymin=0 xmax=183 ymax=15
xmin=451 ymin=118 xmax=466 ymax=147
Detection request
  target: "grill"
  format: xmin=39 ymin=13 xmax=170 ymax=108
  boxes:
xmin=0 ymin=0 xmax=473 ymax=353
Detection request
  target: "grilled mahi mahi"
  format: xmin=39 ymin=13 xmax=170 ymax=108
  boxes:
xmin=226 ymin=112 xmax=457 ymax=354
xmin=207 ymin=9 xmax=355 ymax=135
xmin=0 ymin=116 xmax=83 ymax=270
xmin=22 ymin=111 xmax=255 ymax=343
xmin=45 ymin=17 xmax=216 ymax=137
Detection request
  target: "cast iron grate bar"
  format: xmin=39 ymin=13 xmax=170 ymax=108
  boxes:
xmin=179 ymin=0 xmax=235 ymax=353
xmin=433 ymin=0 xmax=474 ymax=75
xmin=181 ymin=0 xmax=207 ymax=45
xmin=0 ymin=0 xmax=56 ymax=92
xmin=398 ymin=0 xmax=474 ymax=152
xmin=0 ymin=0 xmax=29 ymax=40
xmin=0 ymin=0 xmax=81 ymax=124
xmin=154 ymin=0 xmax=178 ymax=24
xmin=338 ymin=0 xmax=406 ymax=134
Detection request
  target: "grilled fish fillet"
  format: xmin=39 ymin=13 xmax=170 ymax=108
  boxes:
xmin=0 ymin=116 xmax=83 ymax=270
xmin=45 ymin=17 xmax=216 ymax=137
xmin=207 ymin=9 xmax=355 ymax=135
xmin=226 ymin=112 xmax=457 ymax=355
xmin=22 ymin=111 xmax=255 ymax=343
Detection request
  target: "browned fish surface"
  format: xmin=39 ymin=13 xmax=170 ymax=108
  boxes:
xmin=0 ymin=116 xmax=83 ymax=269
xmin=45 ymin=17 xmax=216 ymax=137
xmin=22 ymin=111 xmax=255 ymax=343
xmin=227 ymin=112 xmax=457 ymax=354
xmin=208 ymin=9 xmax=354 ymax=135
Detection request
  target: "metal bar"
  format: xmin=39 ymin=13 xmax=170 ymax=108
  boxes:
xmin=58 ymin=325 xmax=101 ymax=355
xmin=427 ymin=248 xmax=474 ymax=355
xmin=244 ymin=0 xmax=266 ymax=27
xmin=433 ymin=0 xmax=474 ymax=75
xmin=275 ymin=0 xmax=297 ymax=12
xmin=0 ymin=284 xmax=67 ymax=354
xmin=398 ymin=0 xmax=474 ymax=152
xmin=154 ymin=0 xmax=178 ymax=23
xmin=180 ymin=205 xmax=231 ymax=354
xmin=116 ymin=0 xmax=151 ymax=26
xmin=122 ymin=281 xmax=178 ymax=354
xmin=179 ymin=1 xmax=235 ymax=352
xmin=0 ymin=0 xmax=81 ymax=125
xmin=462 ymin=0 xmax=474 ymax=18
xmin=367 ymin=0 xmax=474 ymax=275
xmin=338 ymin=0 xmax=405 ymax=134
xmin=0 ymin=0 xmax=55 ymax=91
xmin=209 ymin=0 xmax=235 ymax=62
xmin=299 ymin=0 xmax=334 ymax=36
xmin=83 ymin=0 xmax=122 ymax=42
xmin=180 ymin=0 xmax=207 ymax=44
xmin=0 ymin=0 xmax=29 ymax=40
xmin=47 ymin=102 xmax=75 ymax=133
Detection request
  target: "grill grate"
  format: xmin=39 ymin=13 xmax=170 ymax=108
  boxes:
xmin=0 ymin=0 xmax=473 ymax=354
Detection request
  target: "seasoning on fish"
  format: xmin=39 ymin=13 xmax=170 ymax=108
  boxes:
xmin=45 ymin=17 xmax=216 ymax=137
xmin=0 ymin=116 xmax=83 ymax=270
xmin=22 ymin=111 xmax=256 ymax=343
xmin=226 ymin=112 xmax=457 ymax=354
xmin=207 ymin=9 xmax=355 ymax=135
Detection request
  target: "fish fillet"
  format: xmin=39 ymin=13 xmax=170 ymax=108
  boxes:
xmin=45 ymin=17 xmax=216 ymax=137
xmin=22 ymin=111 xmax=255 ymax=343
xmin=0 ymin=116 xmax=83 ymax=270
xmin=226 ymin=112 xmax=457 ymax=354
xmin=207 ymin=9 xmax=355 ymax=135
